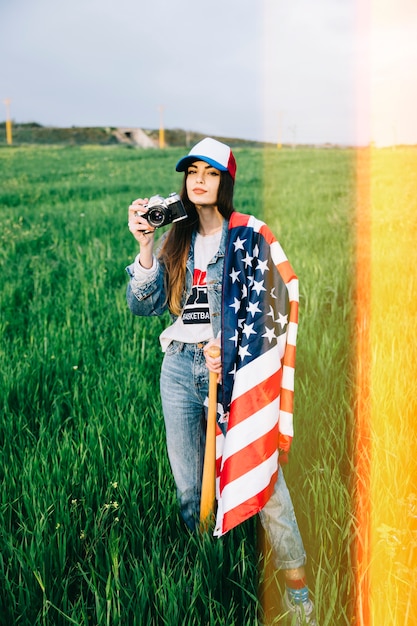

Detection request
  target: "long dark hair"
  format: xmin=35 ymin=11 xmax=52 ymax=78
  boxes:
xmin=158 ymin=169 xmax=235 ymax=315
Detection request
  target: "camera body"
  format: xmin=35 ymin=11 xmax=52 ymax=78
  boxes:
xmin=140 ymin=193 xmax=187 ymax=229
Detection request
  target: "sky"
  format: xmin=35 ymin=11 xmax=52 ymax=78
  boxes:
xmin=1 ymin=0 xmax=416 ymax=146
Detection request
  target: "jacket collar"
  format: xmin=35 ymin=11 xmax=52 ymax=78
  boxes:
xmin=190 ymin=216 xmax=229 ymax=261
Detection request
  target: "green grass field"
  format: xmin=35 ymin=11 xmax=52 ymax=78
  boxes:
xmin=0 ymin=144 xmax=357 ymax=625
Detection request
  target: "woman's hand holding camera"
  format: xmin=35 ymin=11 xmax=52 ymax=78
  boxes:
xmin=128 ymin=198 xmax=155 ymax=269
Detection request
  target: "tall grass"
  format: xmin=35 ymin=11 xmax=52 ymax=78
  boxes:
xmin=1 ymin=144 xmax=356 ymax=624
xmin=261 ymin=147 xmax=357 ymax=625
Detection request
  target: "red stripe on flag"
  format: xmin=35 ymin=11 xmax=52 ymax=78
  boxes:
xmin=229 ymin=370 xmax=282 ymax=427
xmin=277 ymin=433 xmax=292 ymax=452
xmin=279 ymin=388 xmax=294 ymax=414
xmin=220 ymin=471 xmax=278 ymax=534
xmin=288 ymin=300 xmax=299 ymax=322
xmin=229 ymin=212 xmax=250 ymax=229
xmin=258 ymin=223 xmax=277 ymax=246
xmin=220 ymin=427 xmax=279 ymax=487
xmin=277 ymin=260 xmax=296 ymax=284
xmin=283 ymin=344 xmax=296 ymax=369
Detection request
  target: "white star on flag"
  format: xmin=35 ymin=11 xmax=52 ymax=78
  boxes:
xmin=242 ymin=322 xmax=257 ymax=339
xmin=238 ymin=344 xmax=251 ymax=360
xmin=262 ymin=326 xmax=277 ymax=343
xmin=229 ymin=268 xmax=241 ymax=283
xmin=256 ymin=259 xmax=269 ymax=275
xmin=267 ymin=305 xmax=276 ymax=320
xmin=277 ymin=312 xmax=288 ymax=329
xmin=252 ymin=279 xmax=266 ymax=296
xmin=230 ymin=297 xmax=241 ymax=313
xmin=229 ymin=329 xmax=239 ymax=346
xmin=247 ymin=300 xmax=262 ymax=317
xmin=243 ymin=252 xmax=253 ymax=268
xmin=233 ymin=237 xmax=246 ymax=251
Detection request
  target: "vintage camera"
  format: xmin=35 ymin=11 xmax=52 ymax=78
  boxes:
xmin=140 ymin=193 xmax=187 ymax=229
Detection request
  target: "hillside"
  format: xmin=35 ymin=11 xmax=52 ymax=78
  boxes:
xmin=0 ymin=122 xmax=268 ymax=148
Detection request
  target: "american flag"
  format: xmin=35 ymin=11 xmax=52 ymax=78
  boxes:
xmin=213 ymin=212 xmax=299 ymax=537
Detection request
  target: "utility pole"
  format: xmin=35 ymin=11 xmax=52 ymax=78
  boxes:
xmin=3 ymin=98 xmax=12 ymax=145
xmin=289 ymin=124 xmax=297 ymax=149
xmin=158 ymin=105 xmax=165 ymax=149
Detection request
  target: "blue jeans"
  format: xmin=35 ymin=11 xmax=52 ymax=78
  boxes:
xmin=160 ymin=341 xmax=306 ymax=570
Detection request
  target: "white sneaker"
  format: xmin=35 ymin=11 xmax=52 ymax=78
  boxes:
xmin=282 ymin=590 xmax=317 ymax=625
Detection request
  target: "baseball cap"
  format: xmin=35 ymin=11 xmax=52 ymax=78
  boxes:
xmin=175 ymin=137 xmax=237 ymax=181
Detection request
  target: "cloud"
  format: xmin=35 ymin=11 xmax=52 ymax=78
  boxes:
xmin=260 ymin=0 xmax=356 ymax=143
xmin=1 ymin=0 xmax=416 ymax=144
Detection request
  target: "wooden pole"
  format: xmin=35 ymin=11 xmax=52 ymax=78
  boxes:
xmin=158 ymin=105 xmax=165 ymax=149
xmin=200 ymin=344 xmax=221 ymax=530
xmin=3 ymin=98 xmax=12 ymax=145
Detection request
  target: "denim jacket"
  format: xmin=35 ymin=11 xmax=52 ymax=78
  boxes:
xmin=126 ymin=218 xmax=228 ymax=339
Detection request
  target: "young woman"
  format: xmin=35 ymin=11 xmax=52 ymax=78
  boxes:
xmin=126 ymin=138 xmax=316 ymax=625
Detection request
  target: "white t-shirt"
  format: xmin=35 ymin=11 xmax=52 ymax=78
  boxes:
xmin=159 ymin=231 xmax=221 ymax=351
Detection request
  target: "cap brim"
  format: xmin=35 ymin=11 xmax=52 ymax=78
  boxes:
xmin=175 ymin=155 xmax=228 ymax=173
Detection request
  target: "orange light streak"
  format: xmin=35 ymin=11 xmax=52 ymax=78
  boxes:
xmin=355 ymin=146 xmax=417 ymax=625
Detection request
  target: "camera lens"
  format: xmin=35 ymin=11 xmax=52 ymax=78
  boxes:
xmin=147 ymin=207 xmax=167 ymax=227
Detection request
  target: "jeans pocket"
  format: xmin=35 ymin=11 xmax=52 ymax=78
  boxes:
xmin=165 ymin=341 xmax=183 ymax=356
